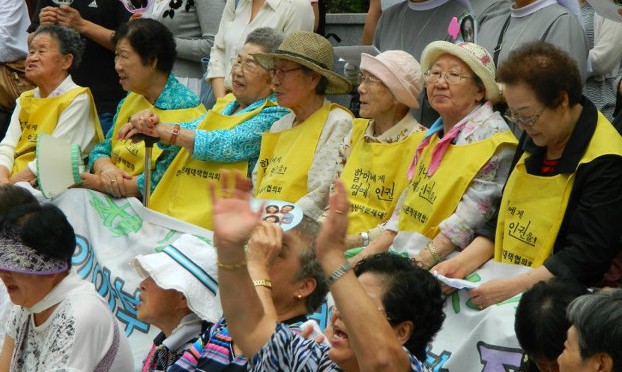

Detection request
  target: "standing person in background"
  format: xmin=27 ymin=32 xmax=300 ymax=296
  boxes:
xmin=136 ymin=0 xmax=225 ymax=108
xmin=29 ymin=0 xmax=131 ymax=134
xmin=372 ymin=0 xmax=473 ymax=126
xmin=206 ymin=0 xmax=313 ymax=103
xmin=0 ymin=0 xmax=32 ymax=139
xmin=477 ymin=0 xmax=588 ymax=81
xmin=579 ymin=0 xmax=622 ymax=122
xmin=360 ymin=0 xmax=404 ymax=45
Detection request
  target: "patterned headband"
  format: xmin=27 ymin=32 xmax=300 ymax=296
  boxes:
xmin=0 ymin=234 xmax=68 ymax=275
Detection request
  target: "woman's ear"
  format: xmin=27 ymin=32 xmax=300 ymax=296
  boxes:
xmin=392 ymin=320 xmax=414 ymax=346
xmin=62 ymin=54 xmax=74 ymax=71
xmin=296 ymin=277 xmax=317 ymax=301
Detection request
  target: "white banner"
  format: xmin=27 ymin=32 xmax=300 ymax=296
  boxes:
xmin=0 ymin=187 xmax=528 ymax=371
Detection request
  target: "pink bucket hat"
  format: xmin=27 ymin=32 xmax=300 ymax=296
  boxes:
xmin=360 ymin=50 xmax=422 ymax=109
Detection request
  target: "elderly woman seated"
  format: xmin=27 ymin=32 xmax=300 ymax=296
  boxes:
xmin=0 ymin=204 xmax=133 ymax=370
xmin=210 ymin=173 xmax=445 ymax=371
xmin=0 ymin=25 xmax=103 ymax=186
xmin=168 ymin=216 xmax=329 ymax=371
xmin=82 ymin=19 xmax=206 ymax=199
xmin=120 ymin=27 xmax=289 ymax=229
xmin=337 ymin=50 xmax=426 ymax=251
xmin=351 ymin=41 xmax=517 ymax=268
xmin=131 ymin=234 xmax=220 ymax=371
xmin=435 ymin=42 xmax=622 ymax=309
xmin=252 ymin=31 xmax=354 ymax=220
xmin=558 ymin=289 xmax=622 ymax=372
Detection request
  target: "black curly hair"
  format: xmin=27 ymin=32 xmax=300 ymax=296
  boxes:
xmin=354 ymin=253 xmax=445 ymax=361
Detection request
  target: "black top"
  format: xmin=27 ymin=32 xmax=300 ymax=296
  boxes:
xmin=478 ymin=97 xmax=622 ymax=285
xmin=29 ymin=0 xmax=131 ymax=114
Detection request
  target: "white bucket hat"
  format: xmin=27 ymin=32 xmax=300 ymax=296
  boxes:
xmin=130 ymin=234 xmax=221 ymax=323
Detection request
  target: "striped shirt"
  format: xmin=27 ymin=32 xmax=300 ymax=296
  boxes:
xmin=248 ymin=323 xmax=429 ymax=371
xmin=169 ymin=315 xmax=306 ymax=372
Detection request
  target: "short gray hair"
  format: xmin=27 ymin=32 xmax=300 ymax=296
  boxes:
xmin=290 ymin=216 xmax=328 ymax=313
xmin=32 ymin=25 xmax=84 ymax=72
xmin=567 ymin=289 xmax=622 ymax=369
xmin=245 ymin=27 xmax=284 ymax=54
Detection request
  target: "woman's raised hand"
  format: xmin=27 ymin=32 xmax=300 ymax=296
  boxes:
xmin=315 ymin=179 xmax=349 ymax=261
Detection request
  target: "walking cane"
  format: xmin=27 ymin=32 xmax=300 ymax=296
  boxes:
xmin=134 ymin=134 xmax=159 ymax=207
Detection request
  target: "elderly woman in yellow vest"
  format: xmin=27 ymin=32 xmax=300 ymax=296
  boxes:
xmin=434 ymin=42 xmax=622 ymax=309
xmin=337 ymin=50 xmax=426 ymax=251
xmin=119 ymin=27 xmax=289 ymax=230
xmin=252 ymin=31 xmax=353 ymax=219
xmin=0 ymin=25 xmax=103 ymax=185
xmin=82 ymin=19 xmax=206 ymax=198
xmin=351 ymin=41 xmax=517 ymax=268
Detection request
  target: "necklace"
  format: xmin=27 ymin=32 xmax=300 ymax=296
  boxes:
xmin=399 ymin=6 xmax=442 ymax=53
xmin=493 ymin=13 xmax=536 ymax=64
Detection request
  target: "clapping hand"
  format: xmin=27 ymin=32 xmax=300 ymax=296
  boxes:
xmin=315 ymin=179 xmax=349 ymax=261
xmin=210 ymin=171 xmax=262 ymax=260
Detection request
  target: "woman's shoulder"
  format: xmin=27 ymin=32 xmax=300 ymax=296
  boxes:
xmin=158 ymin=74 xmax=201 ymax=110
xmin=462 ymin=104 xmax=512 ymax=141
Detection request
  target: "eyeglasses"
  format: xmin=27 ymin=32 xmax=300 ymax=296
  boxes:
xmin=357 ymin=72 xmax=383 ymax=86
xmin=506 ymin=106 xmax=545 ymax=127
xmin=424 ymin=70 xmax=472 ymax=85
xmin=230 ymin=57 xmax=261 ymax=74
xmin=268 ymin=66 xmax=303 ymax=79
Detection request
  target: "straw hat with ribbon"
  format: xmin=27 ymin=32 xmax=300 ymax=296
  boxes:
xmin=253 ymin=31 xmax=352 ymax=95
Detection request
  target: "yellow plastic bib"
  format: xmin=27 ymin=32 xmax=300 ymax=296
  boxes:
xmin=495 ymin=113 xmax=622 ymax=267
xmin=398 ymin=131 xmax=517 ymax=238
xmin=255 ymin=103 xmax=351 ymax=202
xmin=150 ymin=94 xmax=277 ymax=230
xmin=110 ymin=93 xmax=206 ymax=176
xmin=341 ymin=118 xmax=425 ymax=234
xmin=13 ymin=87 xmax=103 ymax=175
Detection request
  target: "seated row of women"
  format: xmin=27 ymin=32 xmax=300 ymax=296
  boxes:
xmin=1 ymin=18 xmax=621 ymax=311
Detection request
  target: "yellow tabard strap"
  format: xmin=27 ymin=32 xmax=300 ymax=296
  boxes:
xmin=341 ymin=118 xmax=425 ymax=234
xmin=110 ymin=92 xmax=206 ymax=176
xmin=254 ymin=102 xmax=351 ymax=202
xmin=398 ymin=130 xmax=517 ymax=238
xmin=495 ymin=113 xmax=622 ymax=267
xmin=150 ymin=94 xmax=276 ymax=230
xmin=13 ymin=87 xmax=103 ymax=175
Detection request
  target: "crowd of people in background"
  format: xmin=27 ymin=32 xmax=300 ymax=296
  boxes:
xmin=2 ymin=0 xmax=622 ymax=370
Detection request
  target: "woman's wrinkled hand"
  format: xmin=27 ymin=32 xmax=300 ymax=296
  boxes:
xmin=431 ymin=257 xmax=468 ymax=294
xmin=468 ymin=276 xmax=524 ymax=310
xmin=99 ymin=165 xmax=132 ymax=198
xmin=247 ymin=222 xmax=283 ymax=272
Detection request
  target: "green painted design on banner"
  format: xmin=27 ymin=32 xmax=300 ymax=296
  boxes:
xmin=195 ymin=235 xmax=214 ymax=246
xmin=451 ymin=273 xmax=483 ymax=313
xmin=157 ymin=230 xmax=177 ymax=244
xmin=88 ymin=191 xmax=143 ymax=237
xmin=452 ymin=292 xmax=461 ymax=313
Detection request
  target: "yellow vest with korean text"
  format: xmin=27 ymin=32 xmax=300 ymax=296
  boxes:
xmin=13 ymin=87 xmax=103 ymax=175
xmin=494 ymin=113 xmax=622 ymax=267
xmin=255 ymin=103 xmax=351 ymax=202
xmin=110 ymin=92 xmax=205 ymax=176
xmin=397 ymin=131 xmax=517 ymax=238
xmin=341 ymin=118 xmax=425 ymax=234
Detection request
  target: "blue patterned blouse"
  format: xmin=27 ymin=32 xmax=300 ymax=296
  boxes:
xmin=189 ymin=93 xmax=289 ymax=177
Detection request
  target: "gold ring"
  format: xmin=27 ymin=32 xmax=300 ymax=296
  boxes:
xmin=333 ymin=209 xmax=345 ymax=214
xmin=479 ymin=304 xmax=484 ymax=310
xmin=111 ymin=179 xmax=117 ymax=183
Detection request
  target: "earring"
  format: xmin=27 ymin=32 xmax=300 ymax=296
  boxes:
xmin=296 ymin=294 xmax=302 ymax=300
